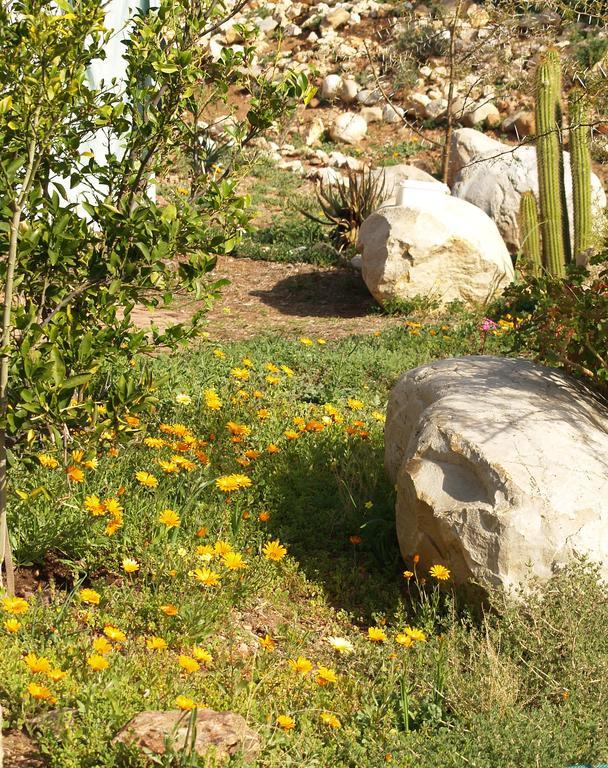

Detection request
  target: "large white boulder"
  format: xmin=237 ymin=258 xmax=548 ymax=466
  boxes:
xmin=329 ymin=112 xmax=368 ymax=145
xmin=450 ymin=128 xmax=607 ymax=253
xmin=371 ymin=164 xmax=443 ymax=205
xmin=357 ymin=195 xmax=514 ymax=307
xmin=385 ymin=356 xmax=608 ymax=592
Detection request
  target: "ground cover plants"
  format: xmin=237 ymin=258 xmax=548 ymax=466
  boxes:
xmin=1 ymin=325 xmax=608 ymax=767
xmin=2 ymin=0 xmax=608 ymax=765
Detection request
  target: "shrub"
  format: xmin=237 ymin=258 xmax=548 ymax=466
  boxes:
xmin=496 ymin=261 xmax=608 ymax=399
xmin=0 ymin=0 xmax=313 ymax=590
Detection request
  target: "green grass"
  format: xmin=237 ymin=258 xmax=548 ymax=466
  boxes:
xmin=2 ymin=323 xmax=608 ymax=767
xmin=236 ymin=159 xmax=340 ymax=265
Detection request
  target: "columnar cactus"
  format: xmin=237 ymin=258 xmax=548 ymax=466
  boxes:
xmin=568 ymin=87 xmax=593 ymax=261
xmin=535 ymin=53 xmax=567 ymax=278
xmin=519 ymin=191 xmax=543 ymax=276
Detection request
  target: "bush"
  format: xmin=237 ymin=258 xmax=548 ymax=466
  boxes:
xmin=0 ymin=0 xmax=313 ymax=589
xmin=496 ymin=261 xmax=608 ymax=400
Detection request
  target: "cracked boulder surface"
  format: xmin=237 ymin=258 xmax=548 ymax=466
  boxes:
xmin=385 ymin=356 xmax=608 ymax=592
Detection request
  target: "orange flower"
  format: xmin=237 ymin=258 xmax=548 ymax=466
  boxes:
xmin=87 ymin=654 xmax=109 ymax=671
xmin=78 ymin=588 xmax=101 ymax=606
xmin=146 ymin=636 xmax=167 ymax=651
xmin=159 ymin=509 xmax=180 ymax=528
xmin=259 ymin=634 xmax=275 ymax=652
xmin=277 ymin=714 xmax=296 ymax=730
xmin=24 ymin=653 xmax=52 ymax=674
xmin=367 ymin=627 xmax=387 ymax=642
xmin=316 ymin=666 xmax=337 ymax=686
xmin=103 ymin=625 xmax=126 ymax=642
xmin=27 ymin=682 xmax=55 ymax=700
xmin=262 ymin=540 xmax=287 ymax=562
xmin=66 ymin=465 xmax=84 ymax=483
xmin=122 ymin=558 xmax=140 ymax=573
xmin=2 ymin=597 xmax=28 ymax=614
xmin=178 ymin=655 xmax=200 ymax=674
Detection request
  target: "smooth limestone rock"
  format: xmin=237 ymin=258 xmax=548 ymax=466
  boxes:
xmin=329 ymin=112 xmax=367 ymax=144
xmin=357 ymin=195 xmax=513 ymax=307
xmin=385 ymin=356 xmax=608 ymax=592
xmin=382 ymin=103 xmax=405 ymax=125
xmin=371 ymin=163 xmax=442 ymax=205
xmin=450 ymin=128 xmax=607 ymax=253
xmin=320 ymin=73 xmax=342 ymax=100
xmin=357 ymin=88 xmax=382 ymax=106
xmin=114 ymin=709 xmax=261 ymax=762
xmin=305 ymin=117 xmax=325 ymax=146
xmin=339 ymin=78 xmax=360 ymax=104
xmin=321 ymin=6 xmax=351 ymax=29
xmin=461 ymin=101 xmax=500 ymax=128
xmin=361 ymin=106 xmax=384 ymax=124
xmin=502 ymin=110 xmax=535 ymax=137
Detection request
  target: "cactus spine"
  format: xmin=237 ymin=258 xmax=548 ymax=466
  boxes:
xmin=568 ymin=87 xmax=593 ymax=261
xmin=519 ymin=191 xmax=543 ymax=276
xmin=535 ymin=53 xmax=567 ymax=277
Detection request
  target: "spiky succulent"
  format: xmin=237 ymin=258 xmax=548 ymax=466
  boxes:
xmin=303 ymin=167 xmax=386 ymax=251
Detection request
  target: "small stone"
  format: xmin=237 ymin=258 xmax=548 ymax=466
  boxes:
xmin=382 ymin=103 xmax=405 ymax=125
xmin=466 ymin=3 xmax=490 ymax=28
xmin=320 ymin=73 xmax=342 ymax=100
xmin=305 ymin=117 xmax=325 ymax=146
xmin=284 ymin=22 xmax=302 ymax=36
xmin=513 ymin=111 xmax=536 ymax=137
xmin=277 ymin=159 xmax=305 ymax=174
xmin=114 ymin=710 xmax=261 ymax=762
xmin=329 ymin=112 xmax=368 ymax=145
xmin=326 ymin=150 xmax=349 ymax=167
xmin=360 ymin=106 xmax=383 ymax=123
xmin=356 ymin=88 xmax=382 ymax=106
xmin=424 ymin=98 xmax=448 ymax=121
xmin=321 ymin=7 xmax=351 ymax=29
xmin=461 ymin=101 xmax=500 ymax=128
xmin=339 ymin=78 xmax=360 ymax=104
xmin=371 ymin=164 xmax=444 ymax=205
xmin=312 ymin=166 xmax=345 ymax=185
xmin=404 ymin=92 xmax=430 ymax=117
xmin=350 ymin=253 xmax=363 ymax=270
xmin=223 ymin=25 xmax=242 ymax=44
xmin=257 ymin=16 xmax=279 ymax=35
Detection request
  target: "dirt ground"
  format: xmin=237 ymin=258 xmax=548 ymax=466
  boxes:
xmin=132 ymin=255 xmax=399 ymax=341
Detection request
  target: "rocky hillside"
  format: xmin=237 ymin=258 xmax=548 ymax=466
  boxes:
xmin=188 ymin=0 xmax=608 ymax=188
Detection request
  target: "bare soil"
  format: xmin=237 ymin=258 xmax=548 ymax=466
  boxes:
xmin=132 ymin=255 xmax=399 ymax=341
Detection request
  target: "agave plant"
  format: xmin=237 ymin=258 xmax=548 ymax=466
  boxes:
xmin=303 ymin=167 xmax=386 ymax=251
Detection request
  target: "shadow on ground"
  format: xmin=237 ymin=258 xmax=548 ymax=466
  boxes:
xmin=251 ymin=268 xmax=378 ymax=320
xmin=261 ymin=427 xmax=403 ymax=623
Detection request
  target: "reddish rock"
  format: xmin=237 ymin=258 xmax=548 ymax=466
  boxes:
xmin=2 ymin=730 xmax=46 ymax=767
xmin=113 ymin=709 xmax=260 ymax=763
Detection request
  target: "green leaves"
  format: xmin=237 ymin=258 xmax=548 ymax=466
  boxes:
xmin=0 ymin=0 xmax=313 ymax=456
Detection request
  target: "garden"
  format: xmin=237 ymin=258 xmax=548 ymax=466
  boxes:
xmin=0 ymin=0 xmax=607 ymax=766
